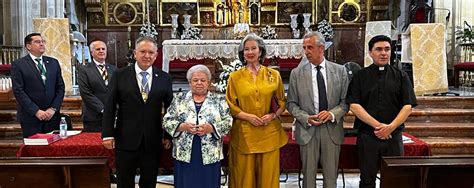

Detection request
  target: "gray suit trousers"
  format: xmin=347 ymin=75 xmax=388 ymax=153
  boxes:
xmin=300 ymin=125 xmax=341 ymax=188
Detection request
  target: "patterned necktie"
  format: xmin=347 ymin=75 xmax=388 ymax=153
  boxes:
xmin=316 ymin=66 xmax=328 ymax=111
xmin=140 ymin=71 xmax=149 ymax=94
xmin=98 ymin=64 xmax=108 ymax=82
xmin=35 ymin=58 xmax=47 ymax=84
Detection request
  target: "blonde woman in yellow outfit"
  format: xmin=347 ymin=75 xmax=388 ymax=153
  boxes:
xmin=226 ymin=33 xmax=288 ymax=188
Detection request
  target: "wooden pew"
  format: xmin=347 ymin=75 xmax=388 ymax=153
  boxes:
xmin=381 ymin=155 xmax=474 ymax=188
xmin=0 ymin=157 xmax=110 ymax=188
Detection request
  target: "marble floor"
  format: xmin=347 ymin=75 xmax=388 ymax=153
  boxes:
xmin=111 ymin=172 xmax=379 ymax=188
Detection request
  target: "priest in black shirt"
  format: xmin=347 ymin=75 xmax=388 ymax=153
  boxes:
xmin=346 ymin=35 xmax=417 ymax=188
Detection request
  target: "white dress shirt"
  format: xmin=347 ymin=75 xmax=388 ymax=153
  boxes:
xmin=29 ymin=53 xmax=44 ymax=72
xmin=134 ymin=63 xmax=153 ymax=92
xmin=309 ymin=59 xmax=335 ymax=123
xmin=310 ymin=59 xmax=328 ymax=113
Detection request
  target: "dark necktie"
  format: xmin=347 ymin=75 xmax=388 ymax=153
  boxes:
xmin=35 ymin=58 xmax=47 ymax=84
xmin=316 ymin=66 xmax=328 ymax=111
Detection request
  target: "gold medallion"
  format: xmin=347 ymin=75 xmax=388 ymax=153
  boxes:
xmin=141 ymin=91 xmax=148 ymax=102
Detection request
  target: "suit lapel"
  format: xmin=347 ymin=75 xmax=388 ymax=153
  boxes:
xmin=129 ymin=66 xmax=143 ymax=103
xmin=150 ymin=67 xmax=159 ymax=94
xmin=87 ymin=63 xmax=105 ymax=88
xmin=303 ymin=63 xmax=315 ymax=105
xmin=325 ymin=62 xmax=334 ymax=106
xmin=106 ymin=64 xmax=114 ymax=84
xmin=26 ymin=56 xmax=45 ymax=87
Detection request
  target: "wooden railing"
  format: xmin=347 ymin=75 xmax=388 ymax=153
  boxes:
xmin=0 ymin=45 xmax=23 ymax=65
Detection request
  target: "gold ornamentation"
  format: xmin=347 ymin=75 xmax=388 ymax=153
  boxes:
xmin=268 ymin=71 xmax=275 ymax=83
xmin=141 ymin=91 xmax=148 ymax=102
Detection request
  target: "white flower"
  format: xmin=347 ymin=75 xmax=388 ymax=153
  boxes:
xmin=139 ymin=21 xmax=158 ymax=40
xmin=212 ymin=59 xmax=243 ymax=93
xmin=259 ymin=25 xmax=278 ymax=39
xmin=316 ymin=19 xmax=334 ymax=42
xmin=181 ymin=26 xmax=202 ymax=40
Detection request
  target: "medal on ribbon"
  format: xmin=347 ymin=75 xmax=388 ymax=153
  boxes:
xmin=141 ymin=91 xmax=148 ymax=102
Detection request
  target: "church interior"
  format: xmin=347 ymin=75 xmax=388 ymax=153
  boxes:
xmin=1 ymin=0 xmax=474 ymax=187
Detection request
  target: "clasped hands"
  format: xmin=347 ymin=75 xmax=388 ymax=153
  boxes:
xmin=308 ymin=110 xmax=332 ymax=126
xmin=247 ymin=113 xmax=276 ymax=127
xmin=179 ymin=122 xmax=214 ymax=136
xmin=374 ymin=123 xmax=394 ymax=140
xmin=35 ymin=108 xmax=56 ymax=121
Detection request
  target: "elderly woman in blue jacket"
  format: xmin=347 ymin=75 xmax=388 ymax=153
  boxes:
xmin=163 ymin=64 xmax=232 ymax=188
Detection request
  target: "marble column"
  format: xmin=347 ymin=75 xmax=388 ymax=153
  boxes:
xmin=7 ymin=0 xmax=64 ymax=47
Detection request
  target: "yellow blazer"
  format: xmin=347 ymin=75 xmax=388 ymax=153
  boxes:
xmin=226 ymin=66 xmax=288 ymax=153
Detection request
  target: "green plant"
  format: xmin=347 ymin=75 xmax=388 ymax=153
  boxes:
xmin=455 ymin=21 xmax=473 ymax=44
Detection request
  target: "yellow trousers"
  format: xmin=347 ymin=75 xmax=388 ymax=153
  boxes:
xmin=228 ymin=146 xmax=280 ymax=188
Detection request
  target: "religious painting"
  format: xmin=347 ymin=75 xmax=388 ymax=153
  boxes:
xmin=160 ymin=1 xmax=199 ymax=26
xmin=114 ymin=3 xmax=136 ymax=24
xmin=249 ymin=2 xmax=260 ymax=25
xmin=276 ymin=1 xmax=314 ymax=25
xmin=148 ymin=0 xmax=159 ymax=24
xmin=330 ymin=0 xmax=368 ymax=25
xmin=261 ymin=11 xmax=275 ymax=25
xmin=87 ymin=11 xmax=105 ymax=26
xmin=105 ymin=1 xmax=145 ymax=26
xmin=200 ymin=11 xmax=214 ymax=26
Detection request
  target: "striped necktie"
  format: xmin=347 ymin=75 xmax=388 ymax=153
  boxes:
xmin=34 ymin=58 xmax=47 ymax=84
xmin=140 ymin=71 xmax=149 ymax=102
xmin=98 ymin=64 xmax=108 ymax=83
xmin=140 ymin=71 xmax=149 ymax=94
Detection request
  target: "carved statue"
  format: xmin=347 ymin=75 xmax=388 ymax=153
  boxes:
xmin=231 ymin=0 xmax=247 ymax=24
xmin=216 ymin=3 xmax=226 ymax=25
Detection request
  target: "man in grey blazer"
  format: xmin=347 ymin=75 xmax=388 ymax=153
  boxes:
xmin=78 ymin=40 xmax=116 ymax=132
xmin=287 ymin=31 xmax=349 ymax=188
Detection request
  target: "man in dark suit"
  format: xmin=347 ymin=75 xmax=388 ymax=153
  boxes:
xmin=78 ymin=40 xmax=116 ymax=132
xmin=11 ymin=32 xmax=65 ymax=138
xmin=102 ymin=36 xmax=173 ymax=188
xmin=287 ymin=31 xmax=349 ymax=188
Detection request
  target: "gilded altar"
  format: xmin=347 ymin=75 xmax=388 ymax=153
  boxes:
xmin=86 ymin=0 xmax=323 ymax=27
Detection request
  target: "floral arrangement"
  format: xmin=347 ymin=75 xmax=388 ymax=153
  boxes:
xmin=316 ymin=19 xmax=334 ymax=42
xmin=259 ymin=25 xmax=278 ymax=39
xmin=181 ymin=26 xmax=203 ymax=40
xmin=139 ymin=21 xmax=159 ymax=40
xmin=233 ymin=23 xmax=250 ymax=39
xmin=213 ymin=59 xmax=243 ymax=93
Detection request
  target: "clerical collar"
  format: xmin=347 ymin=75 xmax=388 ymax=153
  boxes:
xmin=370 ymin=63 xmax=388 ymax=71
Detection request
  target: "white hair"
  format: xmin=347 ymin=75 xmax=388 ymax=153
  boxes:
xmin=186 ymin=64 xmax=212 ymax=81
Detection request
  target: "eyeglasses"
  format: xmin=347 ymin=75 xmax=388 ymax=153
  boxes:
xmin=32 ymin=40 xmax=46 ymax=44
